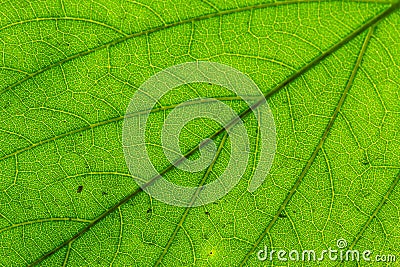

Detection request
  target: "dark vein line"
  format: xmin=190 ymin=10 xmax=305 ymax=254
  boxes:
xmin=0 ymin=0 xmax=388 ymax=96
xmin=239 ymin=23 xmax=377 ymax=266
xmin=335 ymin=173 xmax=400 ymax=266
xmin=0 ymin=17 xmax=128 ymax=35
xmin=0 ymin=218 xmax=91 ymax=234
xmin=27 ymin=126 xmax=226 ymax=267
xmin=0 ymin=96 xmax=241 ymax=162
xmin=0 ymin=1 xmax=393 ymax=161
xmin=154 ymin=133 xmax=228 ymax=266
xmin=26 ymin=3 xmax=400 ymax=266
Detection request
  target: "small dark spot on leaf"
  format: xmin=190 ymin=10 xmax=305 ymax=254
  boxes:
xmin=209 ymin=251 xmax=213 ymax=255
xmin=205 ymin=211 xmax=210 ymax=216
xmin=279 ymin=212 xmax=287 ymax=218
xmin=77 ymin=185 xmax=83 ymax=193
xmin=102 ymin=191 xmax=107 ymax=196
xmin=147 ymin=208 xmax=152 ymax=214
xmin=360 ymin=152 xmax=369 ymax=165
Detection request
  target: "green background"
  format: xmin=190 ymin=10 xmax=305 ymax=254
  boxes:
xmin=0 ymin=0 xmax=399 ymax=266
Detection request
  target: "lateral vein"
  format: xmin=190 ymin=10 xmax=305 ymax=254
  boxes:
xmin=239 ymin=23 xmax=376 ymax=266
xmin=26 ymin=2 xmax=400 ymax=266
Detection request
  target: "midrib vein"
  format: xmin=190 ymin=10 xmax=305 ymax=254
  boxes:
xmin=25 ymin=2 xmax=400 ymax=266
xmin=239 ymin=24 xmax=376 ymax=266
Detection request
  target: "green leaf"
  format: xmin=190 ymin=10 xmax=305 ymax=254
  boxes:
xmin=1 ymin=0 xmax=399 ymax=266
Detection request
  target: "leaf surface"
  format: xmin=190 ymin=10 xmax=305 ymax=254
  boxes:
xmin=0 ymin=0 xmax=399 ymax=266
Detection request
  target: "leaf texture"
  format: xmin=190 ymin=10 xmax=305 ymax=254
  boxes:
xmin=0 ymin=0 xmax=399 ymax=266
